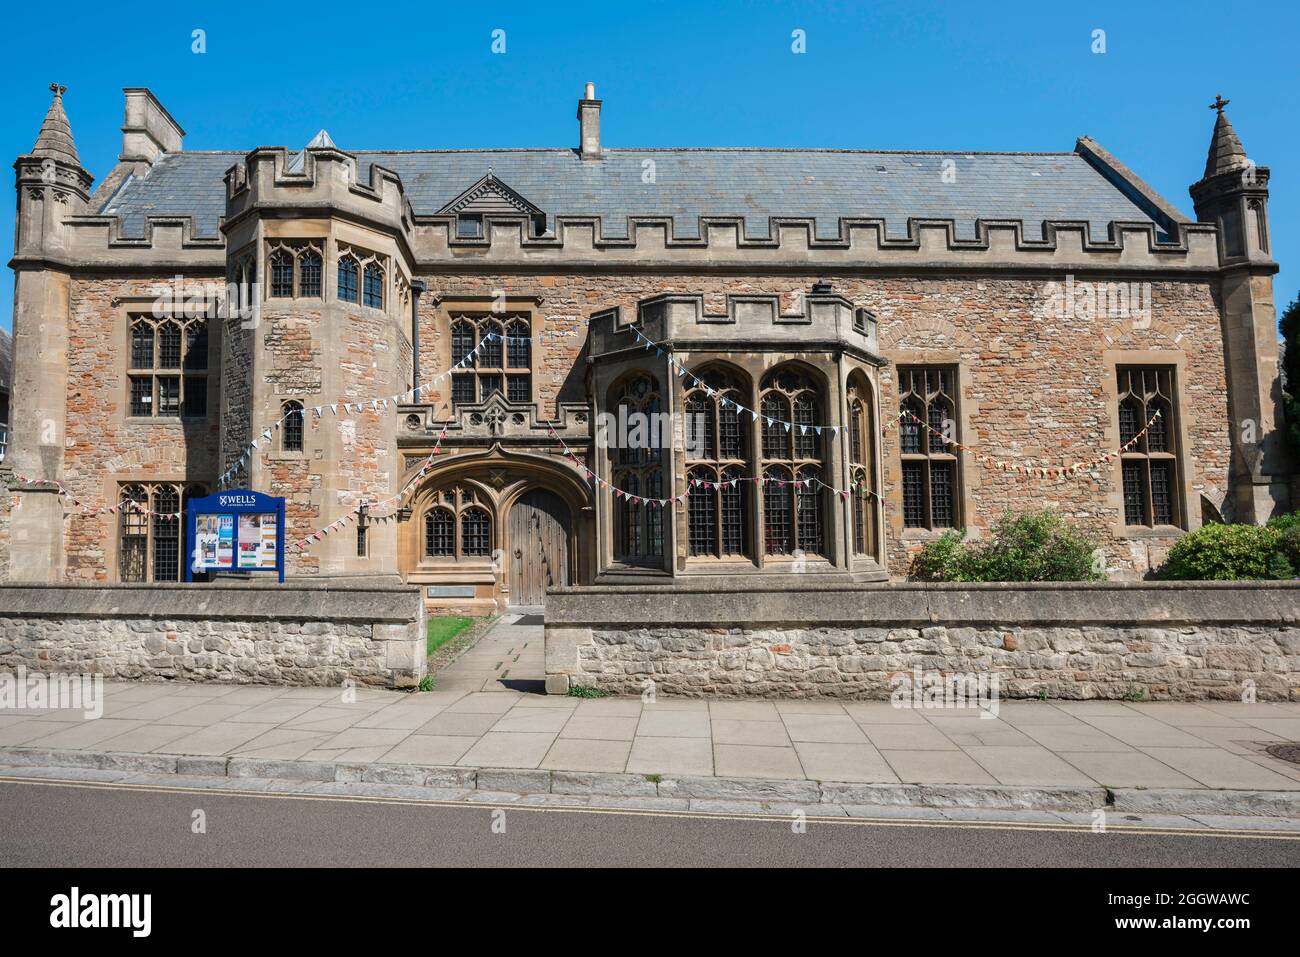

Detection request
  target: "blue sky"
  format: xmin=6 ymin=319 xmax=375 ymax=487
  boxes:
xmin=2 ymin=0 xmax=1297 ymax=332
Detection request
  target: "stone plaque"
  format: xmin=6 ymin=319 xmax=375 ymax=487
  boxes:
xmin=427 ymin=585 xmax=476 ymax=598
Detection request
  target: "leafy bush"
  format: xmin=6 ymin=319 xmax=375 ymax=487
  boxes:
xmin=1266 ymin=511 xmax=1300 ymax=535
xmin=910 ymin=529 xmax=969 ymax=581
xmin=1280 ymin=294 xmax=1300 ymax=456
xmin=911 ymin=510 xmax=1103 ymax=582
xmin=1269 ymin=524 xmax=1300 ymax=579
xmin=1160 ymin=522 xmax=1280 ymax=580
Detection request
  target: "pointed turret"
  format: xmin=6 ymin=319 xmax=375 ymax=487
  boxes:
xmin=1188 ymin=94 xmax=1290 ymax=522
xmin=1190 ymin=93 xmax=1270 ymax=261
xmin=288 ymin=130 xmax=340 ymax=172
xmin=31 ymin=83 xmax=80 ymax=167
xmin=1202 ymin=94 xmax=1249 ymax=178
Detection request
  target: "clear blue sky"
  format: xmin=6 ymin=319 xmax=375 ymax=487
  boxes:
xmin=2 ymin=0 xmax=1297 ymax=332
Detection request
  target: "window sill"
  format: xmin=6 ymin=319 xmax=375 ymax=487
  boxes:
xmin=899 ymin=527 xmax=959 ymax=541
xmin=125 ymin=416 xmax=210 ymax=425
xmin=1116 ymin=524 xmax=1186 ymax=540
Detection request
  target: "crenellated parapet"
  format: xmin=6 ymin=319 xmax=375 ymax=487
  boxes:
xmin=223 ymin=146 xmax=415 ymax=251
xmin=588 ymin=291 xmax=882 ymax=362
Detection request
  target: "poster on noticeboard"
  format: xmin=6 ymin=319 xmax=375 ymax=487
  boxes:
xmin=186 ymin=490 xmax=285 ymax=583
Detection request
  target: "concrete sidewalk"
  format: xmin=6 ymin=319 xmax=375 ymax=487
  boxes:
xmin=2 ymin=615 xmax=1300 ymax=813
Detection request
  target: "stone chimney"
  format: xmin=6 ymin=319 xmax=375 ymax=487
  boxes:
xmin=577 ymin=82 xmax=602 ymax=159
xmin=120 ymin=88 xmax=185 ymax=164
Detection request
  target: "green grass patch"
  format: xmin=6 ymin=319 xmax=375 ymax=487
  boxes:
xmin=417 ymin=675 xmax=435 ymax=693
xmin=427 ymin=616 xmax=473 ymax=656
xmin=566 ymin=685 xmax=609 ymax=698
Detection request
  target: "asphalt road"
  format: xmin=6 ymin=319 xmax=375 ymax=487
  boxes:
xmin=2 ymin=778 xmax=1298 ymax=868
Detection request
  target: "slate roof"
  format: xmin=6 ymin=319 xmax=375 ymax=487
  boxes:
xmin=97 ymin=146 xmax=1170 ymax=243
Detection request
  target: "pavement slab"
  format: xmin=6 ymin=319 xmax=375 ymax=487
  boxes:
xmin=5 ymin=617 xmax=1300 ymax=814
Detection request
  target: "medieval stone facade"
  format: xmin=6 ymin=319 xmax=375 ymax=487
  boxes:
xmin=1 ymin=84 xmax=1290 ymax=610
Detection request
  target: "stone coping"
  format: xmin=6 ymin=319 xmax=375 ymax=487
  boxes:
xmin=544 ymin=580 xmax=1300 ymax=629
xmin=0 ymin=580 xmax=421 ymax=624
xmin=2 ymin=746 xmax=1298 ymax=821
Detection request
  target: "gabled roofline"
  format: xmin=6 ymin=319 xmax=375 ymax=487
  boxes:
xmin=1075 ymin=136 xmax=1189 ymax=236
xmin=437 ymin=171 xmax=545 ymax=218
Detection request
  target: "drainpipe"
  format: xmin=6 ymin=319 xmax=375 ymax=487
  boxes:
xmin=410 ymin=279 xmax=426 ymax=394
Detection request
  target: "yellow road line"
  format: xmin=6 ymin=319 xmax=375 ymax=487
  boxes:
xmin=3 ymin=773 xmax=1299 ymax=841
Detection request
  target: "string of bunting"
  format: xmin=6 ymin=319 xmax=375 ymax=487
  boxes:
xmin=903 ymin=408 xmax=1164 ymax=478
xmin=545 ymin=408 xmax=1165 ymax=508
xmin=546 ymin=415 xmax=910 ymax=507
xmin=8 ymin=471 xmax=186 ymax=520
xmin=217 ymin=328 xmax=577 ymax=488
xmin=628 ymin=326 xmax=856 ymax=434
xmin=289 ymin=430 xmax=448 ymax=552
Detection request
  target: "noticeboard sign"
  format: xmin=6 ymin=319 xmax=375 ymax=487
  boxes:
xmin=186 ymin=490 xmax=285 ymax=583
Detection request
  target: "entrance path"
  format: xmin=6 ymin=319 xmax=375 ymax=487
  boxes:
xmin=434 ymin=611 xmax=544 ymax=694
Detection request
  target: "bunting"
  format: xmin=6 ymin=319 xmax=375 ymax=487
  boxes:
xmin=288 ymin=431 xmax=448 ymax=552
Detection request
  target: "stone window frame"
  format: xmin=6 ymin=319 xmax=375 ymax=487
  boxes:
xmin=1102 ymin=350 xmax=1196 ymax=539
xmin=608 ymin=371 xmax=666 ymax=567
xmin=897 ymin=364 xmax=962 ymax=531
xmin=335 ymin=243 xmax=388 ymax=310
xmin=884 ymin=351 xmax=978 ymax=545
xmin=447 ymin=310 xmax=535 ymax=408
xmin=117 ymin=481 xmax=206 ymax=583
xmin=846 ymin=371 xmax=879 ymax=559
xmin=356 ymin=502 xmax=370 ymax=559
xmin=683 ymin=363 xmax=752 ymax=562
xmin=265 ymin=240 xmax=324 ymax=301
xmin=758 ymin=363 xmax=827 ymax=559
xmin=280 ymin=400 xmax=305 ymax=454
xmin=421 ymin=485 xmax=494 ymax=562
xmin=126 ymin=312 xmax=211 ymax=421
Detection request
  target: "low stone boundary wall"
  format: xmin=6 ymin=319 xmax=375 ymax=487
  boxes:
xmin=543 ymin=581 xmax=1300 ymax=700
xmin=0 ymin=579 xmax=426 ymax=688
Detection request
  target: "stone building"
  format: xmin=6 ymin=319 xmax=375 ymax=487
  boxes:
xmin=2 ymin=83 xmax=1290 ymax=610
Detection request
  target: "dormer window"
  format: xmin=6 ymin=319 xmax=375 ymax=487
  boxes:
xmin=441 ymin=173 xmax=546 ymax=241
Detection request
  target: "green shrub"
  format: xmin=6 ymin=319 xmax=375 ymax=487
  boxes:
xmin=911 ymin=510 xmax=1103 ymax=583
xmin=1160 ymin=522 xmax=1280 ymax=580
xmin=910 ymin=529 xmax=971 ymax=582
xmin=1266 ymin=511 xmax=1300 ymax=535
xmin=1270 ymin=524 xmax=1300 ymax=579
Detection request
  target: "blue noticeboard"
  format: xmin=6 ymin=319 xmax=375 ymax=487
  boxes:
xmin=186 ymin=490 xmax=286 ymax=583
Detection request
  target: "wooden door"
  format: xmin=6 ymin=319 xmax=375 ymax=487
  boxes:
xmin=508 ymin=490 xmax=570 ymax=607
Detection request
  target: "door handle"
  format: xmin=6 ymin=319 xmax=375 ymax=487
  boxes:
xmin=514 ymin=548 xmax=522 ymax=559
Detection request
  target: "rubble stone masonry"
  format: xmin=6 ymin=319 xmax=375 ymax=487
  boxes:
xmin=418 ymin=271 xmax=1228 ymax=579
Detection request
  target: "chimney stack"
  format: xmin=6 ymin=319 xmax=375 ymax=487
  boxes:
xmin=120 ymin=88 xmax=185 ymax=165
xmin=577 ymin=82 xmax=602 ymax=159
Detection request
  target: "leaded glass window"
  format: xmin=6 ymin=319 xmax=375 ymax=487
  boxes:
xmin=1116 ymin=366 xmax=1181 ymax=528
xmin=897 ymin=365 xmax=960 ymax=530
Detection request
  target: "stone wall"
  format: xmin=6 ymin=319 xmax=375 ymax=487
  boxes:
xmin=416 ymin=271 xmax=1229 ymax=580
xmin=63 ymin=275 xmax=223 ymax=581
xmin=0 ymin=579 xmax=425 ymax=688
xmin=543 ymin=581 xmax=1300 ymax=700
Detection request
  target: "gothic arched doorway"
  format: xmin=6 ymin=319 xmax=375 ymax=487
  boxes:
xmin=507 ymin=489 xmax=571 ymax=607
